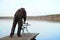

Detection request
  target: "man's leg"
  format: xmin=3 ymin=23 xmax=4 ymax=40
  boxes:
xmin=17 ymin=21 xmax=22 ymax=37
xmin=10 ymin=19 xmax=17 ymax=37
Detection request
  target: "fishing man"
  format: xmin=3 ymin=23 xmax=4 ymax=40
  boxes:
xmin=10 ymin=8 xmax=26 ymax=37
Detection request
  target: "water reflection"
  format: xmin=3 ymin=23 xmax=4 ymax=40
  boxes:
xmin=0 ymin=19 xmax=60 ymax=40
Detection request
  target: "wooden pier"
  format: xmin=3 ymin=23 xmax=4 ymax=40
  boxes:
xmin=0 ymin=33 xmax=39 ymax=40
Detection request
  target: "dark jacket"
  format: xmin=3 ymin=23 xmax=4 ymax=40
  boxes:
xmin=14 ymin=8 xmax=26 ymax=22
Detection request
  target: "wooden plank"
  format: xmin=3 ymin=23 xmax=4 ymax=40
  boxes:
xmin=0 ymin=33 xmax=39 ymax=40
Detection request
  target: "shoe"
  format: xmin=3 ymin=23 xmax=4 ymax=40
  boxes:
xmin=9 ymin=33 xmax=14 ymax=38
xmin=17 ymin=34 xmax=21 ymax=37
xmin=9 ymin=35 xmax=13 ymax=38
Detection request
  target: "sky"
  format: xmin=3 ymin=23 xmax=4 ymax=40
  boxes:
xmin=0 ymin=0 xmax=60 ymax=16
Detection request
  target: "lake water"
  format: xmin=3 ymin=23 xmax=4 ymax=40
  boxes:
xmin=0 ymin=19 xmax=60 ymax=40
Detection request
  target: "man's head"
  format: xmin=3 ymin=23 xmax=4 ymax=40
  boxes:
xmin=20 ymin=8 xmax=26 ymax=15
xmin=20 ymin=8 xmax=25 ymax=12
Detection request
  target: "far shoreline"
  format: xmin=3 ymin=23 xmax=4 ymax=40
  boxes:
xmin=0 ymin=14 xmax=60 ymax=21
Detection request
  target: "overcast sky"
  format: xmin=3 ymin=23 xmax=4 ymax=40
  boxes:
xmin=0 ymin=0 xmax=60 ymax=16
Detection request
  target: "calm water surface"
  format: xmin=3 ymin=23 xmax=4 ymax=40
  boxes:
xmin=0 ymin=19 xmax=60 ymax=40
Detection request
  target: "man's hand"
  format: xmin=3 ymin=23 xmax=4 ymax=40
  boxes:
xmin=24 ymin=21 xmax=25 ymax=24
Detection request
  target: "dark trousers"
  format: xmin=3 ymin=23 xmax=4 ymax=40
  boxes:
xmin=10 ymin=18 xmax=22 ymax=36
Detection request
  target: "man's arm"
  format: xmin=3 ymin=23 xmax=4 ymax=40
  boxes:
xmin=24 ymin=11 xmax=26 ymax=24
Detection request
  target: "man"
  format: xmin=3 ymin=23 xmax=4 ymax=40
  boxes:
xmin=10 ymin=8 xmax=26 ymax=37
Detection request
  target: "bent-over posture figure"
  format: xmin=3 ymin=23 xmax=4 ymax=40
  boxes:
xmin=10 ymin=8 xmax=26 ymax=37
